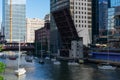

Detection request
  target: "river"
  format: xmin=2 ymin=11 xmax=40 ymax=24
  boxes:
xmin=0 ymin=53 xmax=120 ymax=80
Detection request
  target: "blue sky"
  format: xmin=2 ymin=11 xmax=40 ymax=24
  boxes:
xmin=0 ymin=0 xmax=50 ymax=22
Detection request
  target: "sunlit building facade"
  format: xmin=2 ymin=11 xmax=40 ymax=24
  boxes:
xmin=2 ymin=0 xmax=26 ymax=42
xmin=26 ymin=18 xmax=44 ymax=43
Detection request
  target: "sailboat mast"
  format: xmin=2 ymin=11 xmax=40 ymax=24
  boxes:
xmin=107 ymin=29 xmax=110 ymax=63
xmin=18 ymin=30 xmax=20 ymax=69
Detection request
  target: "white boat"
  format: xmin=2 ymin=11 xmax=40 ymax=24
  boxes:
xmin=34 ymin=57 xmax=38 ymax=60
xmin=39 ymin=59 xmax=44 ymax=64
xmin=45 ymin=57 xmax=50 ymax=60
xmin=15 ymin=31 xmax=26 ymax=76
xmin=15 ymin=68 xmax=26 ymax=76
xmin=53 ymin=61 xmax=61 ymax=65
xmin=51 ymin=58 xmax=56 ymax=61
xmin=68 ymin=61 xmax=79 ymax=66
xmin=98 ymin=63 xmax=116 ymax=70
xmin=0 ymin=52 xmax=4 ymax=56
xmin=79 ymin=59 xmax=84 ymax=64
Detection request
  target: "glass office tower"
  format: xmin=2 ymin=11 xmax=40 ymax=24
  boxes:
xmin=2 ymin=0 xmax=26 ymax=42
xmin=109 ymin=0 xmax=120 ymax=7
xmin=99 ymin=1 xmax=108 ymax=30
xmin=108 ymin=8 xmax=115 ymax=29
xmin=108 ymin=0 xmax=120 ymax=29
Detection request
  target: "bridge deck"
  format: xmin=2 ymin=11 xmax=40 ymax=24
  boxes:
xmin=2 ymin=43 xmax=35 ymax=51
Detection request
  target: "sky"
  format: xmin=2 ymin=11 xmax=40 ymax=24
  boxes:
xmin=0 ymin=0 xmax=50 ymax=22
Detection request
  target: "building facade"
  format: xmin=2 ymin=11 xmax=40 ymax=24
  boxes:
xmin=26 ymin=18 xmax=44 ymax=43
xmin=50 ymin=10 xmax=61 ymax=54
xmin=109 ymin=0 xmax=120 ymax=7
xmin=108 ymin=8 xmax=115 ymax=29
xmin=51 ymin=0 xmax=92 ymax=57
xmin=35 ymin=23 xmax=50 ymax=49
xmin=35 ymin=16 xmax=50 ymax=52
xmin=2 ymin=0 xmax=26 ymax=42
xmin=69 ymin=39 xmax=83 ymax=59
xmin=92 ymin=0 xmax=99 ymax=44
xmin=107 ymin=0 xmax=120 ymax=48
xmin=99 ymin=1 xmax=108 ymax=30
xmin=108 ymin=0 xmax=120 ymax=31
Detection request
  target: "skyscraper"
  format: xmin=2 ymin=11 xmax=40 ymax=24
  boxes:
xmin=51 ymin=0 xmax=92 ymax=57
xmin=108 ymin=8 xmax=115 ymax=29
xmin=108 ymin=0 xmax=120 ymax=30
xmin=99 ymin=1 xmax=108 ymax=30
xmin=109 ymin=0 xmax=120 ymax=7
xmin=92 ymin=0 xmax=99 ymax=43
xmin=2 ymin=0 xmax=26 ymax=42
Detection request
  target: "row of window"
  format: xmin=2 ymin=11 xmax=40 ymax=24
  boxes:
xmin=72 ymin=11 xmax=91 ymax=15
xmin=75 ymin=24 xmax=91 ymax=28
xmin=70 ymin=2 xmax=91 ymax=6
xmin=75 ymin=20 xmax=91 ymax=23
xmin=70 ymin=6 xmax=91 ymax=10
xmin=73 ymin=15 xmax=91 ymax=20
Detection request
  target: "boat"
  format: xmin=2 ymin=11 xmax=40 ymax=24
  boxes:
xmin=45 ymin=56 xmax=50 ymax=60
xmin=39 ymin=59 xmax=44 ymax=64
xmin=15 ymin=68 xmax=26 ymax=76
xmin=68 ymin=61 xmax=79 ymax=66
xmin=51 ymin=58 xmax=56 ymax=61
xmin=8 ymin=55 xmax=17 ymax=60
xmin=0 ymin=52 xmax=4 ymax=57
xmin=25 ymin=55 xmax=33 ymax=62
xmin=9 ymin=56 xmax=17 ymax=60
xmin=8 ymin=52 xmax=18 ymax=60
xmin=79 ymin=59 xmax=84 ymax=64
xmin=0 ymin=54 xmax=7 ymax=59
xmin=53 ymin=60 xmax=61 ymax=65
xmin=15 ymin=32 xmax=26 ymax=76
xmin=68 ymin=52 xmax=79 ymax=66
xmin=98 ymin=63 xmax=116 ymax=70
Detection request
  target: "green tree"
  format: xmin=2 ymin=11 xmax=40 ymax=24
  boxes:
xmin=0 ymin=62 xmax=6 ymax=73
xmin=0 ymin=76 xmax=4 ymax=80
xmin=0 ymin=62 xmax=6 ymax=80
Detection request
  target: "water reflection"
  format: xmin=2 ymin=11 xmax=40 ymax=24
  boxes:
xmin=0 ymin=51 xmax=120 ymax=80
xmin=17 ymin=75 xmax=26 ymax=80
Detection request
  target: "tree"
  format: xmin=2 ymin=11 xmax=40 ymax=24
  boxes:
xmin=0 ymin=62 xmax=6 ymax=80
xmin=0 ymin=76 xmax=4 ymax=80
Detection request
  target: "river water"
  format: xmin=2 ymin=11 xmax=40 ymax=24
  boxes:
xmin=0 ymin=55 xmax=120 ymax=80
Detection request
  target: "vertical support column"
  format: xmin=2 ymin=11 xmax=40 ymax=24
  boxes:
xmin=10 ymin=0 xmax=12 ymax=42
